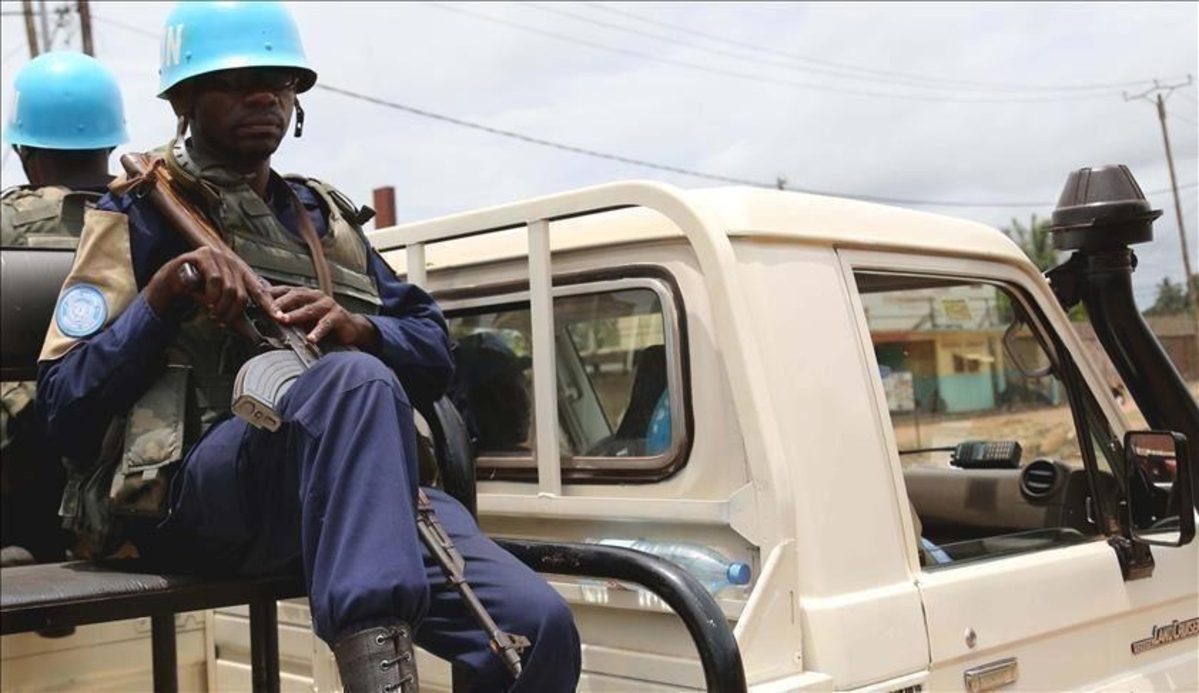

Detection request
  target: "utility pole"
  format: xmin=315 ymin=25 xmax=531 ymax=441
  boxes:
xmin=1125 ymin=76 xmax=1199 ymax=336
xmin=77 ymin=0 xmax=94 ymax=56
xmin=36 ymin=0 xmax=51 ymax=53
xmin=21 ymin=0 xmax=39 ymax=58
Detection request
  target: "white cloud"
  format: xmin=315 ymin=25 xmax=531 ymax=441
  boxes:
xmin=2 ymin=0 xmax=1195 ymax=305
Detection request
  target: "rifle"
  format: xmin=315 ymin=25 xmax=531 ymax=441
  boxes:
xmin=116 ymin=152 xmax=530 ymax=678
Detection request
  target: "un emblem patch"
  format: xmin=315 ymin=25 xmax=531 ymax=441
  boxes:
xmin=55 ymin=284 xmax=108 ymax=338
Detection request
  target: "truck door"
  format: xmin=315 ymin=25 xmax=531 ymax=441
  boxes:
xmin=841 ymin=251 xmax=1199 ymax=692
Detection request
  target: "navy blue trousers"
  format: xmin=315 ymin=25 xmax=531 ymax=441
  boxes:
xmin=166 ymin=352 xmax=580 ymax=692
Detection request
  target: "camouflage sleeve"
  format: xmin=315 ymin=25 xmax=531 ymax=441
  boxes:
xmin=36 ymin=210 xmax=179 ymax=460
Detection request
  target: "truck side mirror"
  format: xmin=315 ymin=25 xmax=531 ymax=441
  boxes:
xmin=1124 ymin=431 xmax=1195 ymax=547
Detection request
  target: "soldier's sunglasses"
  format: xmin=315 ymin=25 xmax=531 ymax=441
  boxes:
xmin=196 ymin=69 xmax=300 ymax=94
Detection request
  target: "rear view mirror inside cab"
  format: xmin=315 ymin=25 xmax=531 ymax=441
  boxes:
xmin=1002 ymin=316 xmax=1053 ymax=378
xmin=1124 ymin=430 xmax=1195 ymax=547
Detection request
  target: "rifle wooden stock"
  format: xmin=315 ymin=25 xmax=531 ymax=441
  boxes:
xmin=118 ymin=153 xmax=224 ymax=253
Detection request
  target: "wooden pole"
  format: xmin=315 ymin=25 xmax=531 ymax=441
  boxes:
xmin=21 ymin=0 xmax=39 ymax=58
xmin=77 ymin=0 xmax=94 ymax=56
xmin=36 ymin=0 xmax=50 ymax=53
xmin=1154 ymin=95 xmax=1199 ymax=335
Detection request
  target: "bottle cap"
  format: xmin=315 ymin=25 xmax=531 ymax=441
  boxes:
xmin=726 ymin=562 xmax=751 ymax=586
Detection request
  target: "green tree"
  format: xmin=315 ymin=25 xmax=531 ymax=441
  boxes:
xmin=1145 ymin=277 xmax=1189 ymax=316
xmin=1000 ymin=214 xmax=1090 ymax=321
xmin=1002 ymin=214 xmax=1058 ymax=272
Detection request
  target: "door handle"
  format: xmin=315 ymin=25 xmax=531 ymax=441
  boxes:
xmin=964 ymin=657 xmax=1018 ymax=692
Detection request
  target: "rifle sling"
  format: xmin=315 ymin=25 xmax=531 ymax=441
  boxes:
xmin=284 ymin=184 xmax=335 ymax=297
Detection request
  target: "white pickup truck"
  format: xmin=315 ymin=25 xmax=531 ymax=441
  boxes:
xmin=354 ymin=164 xmax=1197 ymax=691
xmin=2 ymin=165 xmax=1195 ymax=691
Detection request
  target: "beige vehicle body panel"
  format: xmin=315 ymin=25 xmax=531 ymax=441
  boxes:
xmin=3 ymin=182 xmax=1194 ymax=691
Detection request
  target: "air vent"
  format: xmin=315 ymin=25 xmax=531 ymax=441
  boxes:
xmin=1020 ymin=459 xmax=1063 ymax=500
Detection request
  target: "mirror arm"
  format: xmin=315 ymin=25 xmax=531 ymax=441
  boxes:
xmin=1107 ymin=535 xmax=1155 ymax=580
xmin=1045 ymin=253 xmax=1083 ymax=312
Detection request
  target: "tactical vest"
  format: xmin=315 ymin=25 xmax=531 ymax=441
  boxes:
xmin=65 ymin=142 xmax=383 ymax=555
xmin=0 ymin=185 xmax=101 ymax=248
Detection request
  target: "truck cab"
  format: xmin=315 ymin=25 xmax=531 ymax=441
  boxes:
xmin=368 ymin=178 xmax=1197 ymax=690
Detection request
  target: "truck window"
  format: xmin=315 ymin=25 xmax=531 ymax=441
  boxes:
xmin=446 ymin=282 xmax=685 ymax=481
xmin=854 ymin=272 xmax=1122 ymax=568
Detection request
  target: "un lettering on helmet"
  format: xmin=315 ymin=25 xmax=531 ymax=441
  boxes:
xmin=162 ymin=24 xmax=185 ymax=70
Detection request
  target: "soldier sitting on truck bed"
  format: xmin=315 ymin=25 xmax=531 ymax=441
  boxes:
xmin=1 ymin=51 xmax=129 ymax=567
xmin=35 ymin=3 xmax=579 ymax=691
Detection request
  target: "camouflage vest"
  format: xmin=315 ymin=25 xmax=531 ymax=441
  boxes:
xmin=64 ymin=142 xmax=382 ymax=555
xmin=2 ymin=186 xmax=99 ymax=451
xmin=1 ymin=185 xmax=101 ymax=249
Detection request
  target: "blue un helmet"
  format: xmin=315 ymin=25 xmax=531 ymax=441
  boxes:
xmin=4 ymin=51 xmax=129 ymax=150
xmin=157 ymin=1 xmax=317 ymax=98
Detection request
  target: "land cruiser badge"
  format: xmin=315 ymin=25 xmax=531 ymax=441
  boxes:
xmin=1130 ymin=617 xmax=1199 ymax=655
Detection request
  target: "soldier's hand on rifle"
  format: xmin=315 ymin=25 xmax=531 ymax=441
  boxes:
xmin=268 ymin=285 xmax=380 ymax=349
xmin=146 ymin=247 xmax=271 ymax=326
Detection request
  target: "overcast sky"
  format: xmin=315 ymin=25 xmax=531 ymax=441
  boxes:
xmin=2 ymin=1 xmax=1196 ymax=306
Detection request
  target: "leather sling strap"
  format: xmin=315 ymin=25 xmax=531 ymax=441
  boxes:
xmin=284 ymin=184 xmax=335 ymax=297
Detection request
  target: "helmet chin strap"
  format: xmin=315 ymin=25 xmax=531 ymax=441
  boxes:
xmin=294 ymin=98 xmax=305 ymax=138
xmin=171 ymin=113 xmax=190 ymax=149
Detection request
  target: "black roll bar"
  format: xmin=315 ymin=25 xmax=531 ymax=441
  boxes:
xmin=496 ymin=538 xmax=748 ymax=693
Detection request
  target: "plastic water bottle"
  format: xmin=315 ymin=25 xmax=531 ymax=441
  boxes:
xmin=590 ymin=539 xmax=751 ymax=594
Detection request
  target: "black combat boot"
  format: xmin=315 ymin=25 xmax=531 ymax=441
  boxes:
xmin=334 ymin=623 xmax=419 ymax=693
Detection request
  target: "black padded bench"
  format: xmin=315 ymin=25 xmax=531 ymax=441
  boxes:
xmin=1 ymin=561 xmax=303 ymax=692
xmin=0 ymin=541 xmax=749 ymax=693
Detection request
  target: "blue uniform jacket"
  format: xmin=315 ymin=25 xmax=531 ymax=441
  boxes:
xmin=37 ymin=175 xmax=454 ymax=462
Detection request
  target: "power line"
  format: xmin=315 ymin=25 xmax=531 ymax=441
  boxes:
xmin=582 ymin=2 xmax=1161 ymax=94
xmin=1169 ymin=110 xmax=1198 ymax=127
xmin=88 ymin=12 xmax=1199 ymax=209
xmin=526 ymin=3 xmax=1029 ymax=96
xmin=315 ymin=82 xmax=1197 ymax=208
xmin=90 ymin=13 xmax=155 ymax=39
xmin=429 ymin=3 xmax=1122 ymax=104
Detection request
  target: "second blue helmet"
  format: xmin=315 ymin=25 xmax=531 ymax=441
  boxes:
xmin=4 ymin=51 xmax=129 ymax=150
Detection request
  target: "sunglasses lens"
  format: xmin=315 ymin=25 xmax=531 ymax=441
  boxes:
xmin=202 ymin=70 xmax=298 ymax=92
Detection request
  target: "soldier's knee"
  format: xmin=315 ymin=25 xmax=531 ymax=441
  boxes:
xmin=535 ymin=590 xmax=575 ymax=641
xmin=318 ymin=351 xmax=394 ymax=382
xmin=514 ymin=587 xmax=580 ymax=687
xmin=515 ymin=581 xmax=578 ymax=662
xmin=302 ymin=352 xmax=406 ymax=398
